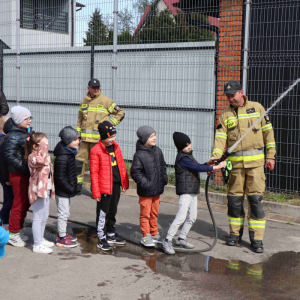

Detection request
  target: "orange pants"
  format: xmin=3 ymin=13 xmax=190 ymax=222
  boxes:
xmin=139 ymin=196 xmax=160 ymax=237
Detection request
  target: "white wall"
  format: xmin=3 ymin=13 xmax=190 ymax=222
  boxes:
xmin=0 ymin=0 xmax=74 ymax=50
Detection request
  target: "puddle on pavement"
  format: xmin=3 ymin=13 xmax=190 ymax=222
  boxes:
xmin=23 ymin=222 xmax=300 ymax=299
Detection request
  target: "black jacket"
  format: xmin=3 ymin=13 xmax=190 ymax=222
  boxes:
xmin=54 ymin=141 xmax=77 ymax=198
xmin=0 ymin=133 xmax=9 ymax=181
xmin=0 ymin=91 xmax=9 ymax=117
xmin=131 ymin=140 xmax=168 ymax=197
xmin=3 ymin=118 xmax=30 ymax=176
xmin=175 ymin=151 xmax=200 ymax=196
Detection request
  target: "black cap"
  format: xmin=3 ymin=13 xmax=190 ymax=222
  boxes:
xmin=224 ymin=80 xmax=242 ymax=95
xmin=88 ymin=78 xmax=100 ymax=88
xmin=173 ymin=132 xmax=191 ymax=151
xmin=98 ymin=121 xmax=116 ymax=140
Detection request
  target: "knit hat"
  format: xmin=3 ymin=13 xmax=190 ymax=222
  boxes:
xmin=98 ymin=121 xmax=116 ymax=140
xmin=0 ymin=226 xmax=9 ymax=258
xmin=173 ymin=132 xmax=191 ymax=151
xmin=11 ymin=106 xmax=31 ymax=125
xmin=59 ymin=126 xmax=79 ymax=146
xmin=136 ymin=126 xmax=156 ymax=145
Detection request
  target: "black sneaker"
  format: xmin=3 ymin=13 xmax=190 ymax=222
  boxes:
xmin=97 ymin=238 xmax=112 ymax=251
xmin=226 ymin=235 xmax=241 ymax=246
xmin=251 ymin=240 xmax=264 ymax=253
xmin=107 ymin=234 xmax=126 ymax=245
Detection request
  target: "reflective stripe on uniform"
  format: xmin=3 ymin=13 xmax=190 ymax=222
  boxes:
xmin=76 ymin=127 xmax=82 ymax=132
xmin=224 ymin=117 xmax=238 ymax=125
xmin=238 ymin=112 xmax=260 ymax=120
xmin=81 ymin=130 xmax=100 ymax=139
xmin=227 ymin=261 xmax=241 ymax=270
xmin=215 ymin=133 xmax=227 ymax=139
xmin=77 ymin=177 xmax=84 ymax=183
xmin=228 ymin=217 xmax=245 ymax=225
xmin=213 ymin=148 xmax=223 ymax=155
xmin=79 ymin=107 xmax=108 ymax=113
xmin=81 ymin=133 xmax=100 ymax=139
xmin=228 ymin=154 xmax=264 ymax=162
xmin=224 ymin=112 xmax=260 ymax=125
xmin=246 ymin=267 xmax=263 ymax=275
xmin=262 ymin=124 xmax=273 ymax=131
xmin=228 ymin=149 xmax=264 ymax=162
xmin=111 ymin=117 xmax=119 ymax=125
xmin=248 ymin=220 xmax=266 ymax=229
xmin=108 ymin=103 xmax=116 ymax=113
xmin=266 ymin=142 xmax=276 ymax=149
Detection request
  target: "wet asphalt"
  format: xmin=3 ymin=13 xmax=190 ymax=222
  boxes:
xmin=1 ymin=187 xmax=300 ymax=299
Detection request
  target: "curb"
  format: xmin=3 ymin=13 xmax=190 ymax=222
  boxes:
xmin=84 ymin=172 xmax=300 ymax=219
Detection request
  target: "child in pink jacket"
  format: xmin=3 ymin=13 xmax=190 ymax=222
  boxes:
xmin=25 ymin=131 xmax=55 ymax=254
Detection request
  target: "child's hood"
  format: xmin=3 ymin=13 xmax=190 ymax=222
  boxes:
xmin=53 ymin=141 xmax=74 ymax=156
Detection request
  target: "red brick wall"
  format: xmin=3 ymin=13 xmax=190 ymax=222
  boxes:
xmin=215 ymin=0 xmax=243 ymax=184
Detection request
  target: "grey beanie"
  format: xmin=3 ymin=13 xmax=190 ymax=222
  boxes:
xmin=11 ymin=106 xmax=31 ymax=125
xmin=136 ymin=126 xmax=156 ymax=144
xmin=59 ymin=126 xmax=78 ymax=146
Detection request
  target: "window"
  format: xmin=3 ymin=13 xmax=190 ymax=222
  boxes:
xmin=21 ymin=0 xmax=69 ymax=34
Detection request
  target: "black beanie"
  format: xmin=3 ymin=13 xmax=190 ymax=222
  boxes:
xmin=59 ymin=126 xmax=78 ymax=146
xmin=98 ymin=121 xmax=116 ymax=140
xmin=173 ymin=132 xmax=191 ymax=151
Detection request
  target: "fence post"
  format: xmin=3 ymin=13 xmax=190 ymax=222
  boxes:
xmin=242 ymin=0 xmax=251 ymax=94
xmin=90 ymin=45 xmax=95 ymax=79
xmin=112 ymin=0 xmax=118 ymax=101
xmin=16 ymin=0 xmax=21 ymax=104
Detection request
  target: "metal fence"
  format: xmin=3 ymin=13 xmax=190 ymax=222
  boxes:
xmin=0 ymin=0 xmax=299 ymax=193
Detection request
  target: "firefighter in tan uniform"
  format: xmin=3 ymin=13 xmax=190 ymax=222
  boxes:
xmin=76 ymin=78 xmax=125 ymax=193
xmin=211 ymin=81 xmax=276 ymax=253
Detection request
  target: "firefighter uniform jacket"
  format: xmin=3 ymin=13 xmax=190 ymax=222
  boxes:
xmin=76 ymin=91 xmax=125 ymax=143
xmin=212 ymin=96 xmax=276 ymax=168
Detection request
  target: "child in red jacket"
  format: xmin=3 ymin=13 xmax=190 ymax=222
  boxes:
xmin=90 ymin=121 xmax=129 ymax=251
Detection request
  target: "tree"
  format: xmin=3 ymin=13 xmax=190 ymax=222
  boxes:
xmin=133 ymin=0 xmax=155 ymax=14
xmin=134 ymin=7 xmax=215 ymax=44
xmin=83 ymin=9 xmax=108 ymax=46
xmin=118 ymin=8 xmax=134 ymax=34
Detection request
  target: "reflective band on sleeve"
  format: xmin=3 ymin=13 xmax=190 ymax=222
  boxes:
xmin=248 ymin=220 xmax=266 ymax=228
xmin=108 ymin=103 xmax=116 ymax=113
xmin=77 ymin=177 xmax=84 ymax=183
xmin=76 ymin=127 xmax=82 ymax=132
xmin=266 ymin=142 xmax=276 ymax=149
xmin=228 ymin=153 xmax=265 ymax=162
xmin=212 ymin=149 xmax=223 ymax=155
xmin=215 ymin=133 xmax=228 ymax=139
xmin=228 ymin=217 xmax=245 ymax=225
xmin=262 ymin=124 xmax=273 ymax=131
xmin=111 ymin=117 xmax=119 ymax=125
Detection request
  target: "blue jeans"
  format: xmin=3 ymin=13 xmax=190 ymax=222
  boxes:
xmin=0 ymin=172 xmax=14 ymax=225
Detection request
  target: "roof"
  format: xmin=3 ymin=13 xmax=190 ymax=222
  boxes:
xmin=76 ymin=2 xmax=86 ymax=8
xmin=133 ymin=0 xmax=219 ymax=38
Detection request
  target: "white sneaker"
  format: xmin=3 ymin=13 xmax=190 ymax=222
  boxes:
xmin=33 ymin=245 xmax=53 ymax=254
xmin=20 ymin=230 xmax=29 ymax=242
xmin=8 ymin=232 xmax=26 ymax=247
xmin=141 ymin=234 xmax=155 ymax=247
xmin=41 ymin=238 xmax=55 ymax=248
